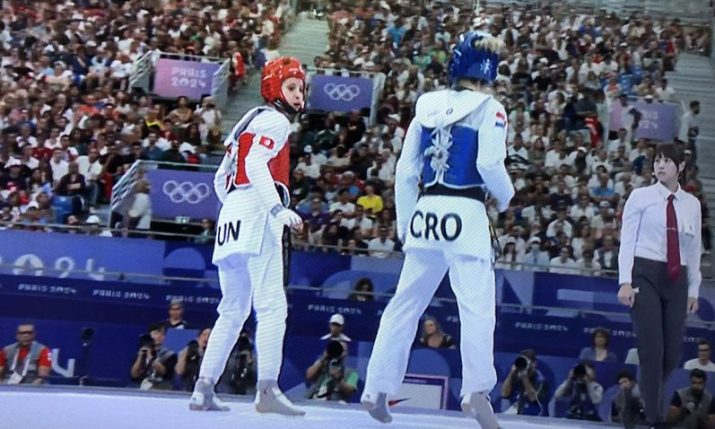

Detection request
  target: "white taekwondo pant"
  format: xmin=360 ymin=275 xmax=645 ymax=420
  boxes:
xmin=363 ymin=248 xmax=497 ymax=400
xmin=199 ymin=234 xmax=287 ymax=383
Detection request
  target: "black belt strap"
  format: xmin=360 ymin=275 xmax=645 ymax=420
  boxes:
xmin=421 ymin=184 xmax=486 ymax=202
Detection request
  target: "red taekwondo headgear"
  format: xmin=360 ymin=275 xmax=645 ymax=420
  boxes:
xmin=260 ymin=56 xmax=306 ymax=114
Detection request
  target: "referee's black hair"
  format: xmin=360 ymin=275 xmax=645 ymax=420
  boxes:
xmin=654 ymin=143 xmax=683 ymax=166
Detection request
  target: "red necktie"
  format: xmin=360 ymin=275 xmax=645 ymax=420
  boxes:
xmin=666 ymin=194 xmax=681 ymax=282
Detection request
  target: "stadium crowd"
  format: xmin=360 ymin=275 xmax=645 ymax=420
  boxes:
xmin=0 ymin=0 xmax=710 ymax=277
xmin=287 ymin=0 xmax=712 ymax=276
xmin=0 ymin=0 xmax=290 ymax=231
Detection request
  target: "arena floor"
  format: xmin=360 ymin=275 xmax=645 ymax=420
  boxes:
xmin=0 ymin=386 xmax=615 ymax=429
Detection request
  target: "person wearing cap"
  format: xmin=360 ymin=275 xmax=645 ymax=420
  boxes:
xmin=320 ymin=314 xmax=352 ymax=343
xmin=189 ymin=57 xmax=305 ymax=416
xmin=518 ymin=236 xmax=551 ymax=271
xmin=305 ymin=314 xmax=358 ymax=402
xmin=361 ymin=31 xmax=512 ymax=429
xmin=617 ymin=143 xmax=703 ymax=428
xmin=84 ymin=214 xmax=112 ymax=237
xmin=294 ymin=146 xmax=321 ymax=180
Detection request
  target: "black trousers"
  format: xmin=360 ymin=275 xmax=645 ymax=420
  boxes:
xmin=630 ymin=257 xmax=688 ymax=423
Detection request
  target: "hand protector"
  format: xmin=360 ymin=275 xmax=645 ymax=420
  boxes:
xmin=271 ymin=205 xmax=303 ymax=229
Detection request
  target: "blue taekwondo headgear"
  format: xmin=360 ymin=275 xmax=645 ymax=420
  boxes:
xmin=448 ymin=31 xmax=502 ymax=87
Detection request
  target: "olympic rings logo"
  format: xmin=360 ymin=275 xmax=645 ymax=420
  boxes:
xmin=323 ymin=83 xmax=361 ymax=101
xmin=162 ymin=180 xmax=211 ymax=204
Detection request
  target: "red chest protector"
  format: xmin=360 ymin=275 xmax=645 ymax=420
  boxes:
xmin=268 ymin=144 xmax=289 ymax=187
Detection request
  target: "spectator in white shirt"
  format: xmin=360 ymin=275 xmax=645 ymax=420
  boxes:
xmin=544 ymin=141 xmax=570 ymax=171
xmin=367 ymin=225 xmax=395 ymax=259
xmin=18 ymin=146 xmax=39 ymax=170
xmin=655 ymin=78 xmax=676 ymax=103
xmin=497 ymin=238 xmax=521 ymax=269
xmin=519 ymin=237 xmax=551 ymax=270
xmin=572 ymin=224 xmax=595 ymax=258
xmin=607 ymin=128 xmax=630 ymax=155
xmin=77 ymin=148 xmax=103 ymax=206
xmin=498 ymin=225 xmax=527 ymax=256
xmin=592 ymin=201 xmax=615 ymax=232
xmin=550 ymin=246 xmax=578 ymax=275
xmin=329 ymin=189 xmax=356 ymax=218
xmin=507 ymin=134 xmax=529 ymax=168
xmin=295 ymin=152 xmax=321 ymax=180
xmin=49 ymin=148 xmax=69 ymax=187
xmin=509 ymin=166 xmax=527 ymax=192
xmin=344 ymin=204 xmax=374 ymax=237
xmin=128 ymin=180 xmax=152 ymax=236
xmin=84 ymin=214 xmax=113 ymax=237
xmin=576 ymin=249 xmax=602 ymax=276
xmin=614 ymin=173 xmax=634 ymax=197
xmin=547 ymin=209 xmax=574 ymax=238
xmin=366 ymin=152 xmax=395 ymax=186
xmin=628 ymin=139 xmax=649 ymax=163
xmin=678 ymin=100 xmax=700 ymax=146
xmin=683 ymin=340 xmax=715 ymax=372
xmin=570 ymin=194 xmax=596 ymax=222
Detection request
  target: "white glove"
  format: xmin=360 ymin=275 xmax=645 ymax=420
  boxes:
xmin=273 ymin=206 xmax=303 ymax=229
xmin=497 ymin=200 xmax=511 ymax=213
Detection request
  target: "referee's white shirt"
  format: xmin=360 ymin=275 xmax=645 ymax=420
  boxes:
xmin=618 ymin=182 xmax=702 ymax=297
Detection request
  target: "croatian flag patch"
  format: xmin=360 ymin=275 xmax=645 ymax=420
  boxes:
xmin=495 ymin=112 xmax=506 ymax=128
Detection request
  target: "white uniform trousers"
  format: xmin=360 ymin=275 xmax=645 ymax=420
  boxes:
xmin=363 ymin=248 xmax=497 ymax=399
xmin=199 ymin=239 xmax=287 ymax=383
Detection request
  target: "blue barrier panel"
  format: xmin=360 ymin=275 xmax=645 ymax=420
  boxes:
xmin=1 ymin=272 xmax=714 ymax=408
xmin=3 ymin=230 xmax=715 ymax=327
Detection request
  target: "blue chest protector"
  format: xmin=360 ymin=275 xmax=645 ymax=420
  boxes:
xmin=419 ymin=124 xmax=484 ymax=189
xmin=414 ymin=90 xmax=491 ymax=190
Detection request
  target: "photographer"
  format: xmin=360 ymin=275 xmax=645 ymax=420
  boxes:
xmin=612 ymin=370 xmax=646 ymax=429
xmin=501 ymin=349 xmax=548 ymax=416
xmin=554 ymin=361 xmax=603 ymax=421
xmin=176 ymin=328 xmax=211 ymax=391
xmin=216 ymin=330 xmax=257 ymax=396
xmin=306 ymin=340 xmax=359 ymax=402
xmin=130 ymin=322 xmax=177 ymax=391
xmin=667 ymin=369 xmax=715 ymax=429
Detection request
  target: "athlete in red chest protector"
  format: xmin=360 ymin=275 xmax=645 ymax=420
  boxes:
xmin=189 ymin=57 xmax=305 ymax=416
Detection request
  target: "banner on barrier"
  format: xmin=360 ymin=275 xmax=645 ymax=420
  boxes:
xmin=153 ymin=58 xmax=220 ymax=100
xmin=307 ymin=74 xmax=374 ymax=112
xmin=609 ymin=100 xmax=677 ymax=141
xmin=0 ymin=230 xmax=219 ymax=284
xmin=147 ymin=169 xmax=221 ymax=221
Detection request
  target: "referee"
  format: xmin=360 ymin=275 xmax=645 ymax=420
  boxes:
xmin=617 ymin=143 xmax=702 ymax=429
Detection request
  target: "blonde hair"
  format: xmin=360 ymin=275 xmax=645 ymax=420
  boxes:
xmin=473 ymin=36 xmax=506 ymax=55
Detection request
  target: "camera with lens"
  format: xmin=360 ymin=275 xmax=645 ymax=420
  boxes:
xmin=232 ymin=333 xmax=254 ymax=385
xmin=186 ymin=340 xmax=201 ymax=365
xmin=325 ymin=340 xmax=344 ymax=360
xmin=572 ymin=364 xmax=587 ymax=380
xmin=138 ymin=333 xmax=156 ymax=359
xmin=513 ymin=355 xmax=532 ymax=378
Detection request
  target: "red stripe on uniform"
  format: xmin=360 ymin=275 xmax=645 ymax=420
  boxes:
xmin=234 ymin=132 xmax=254 ymax=186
